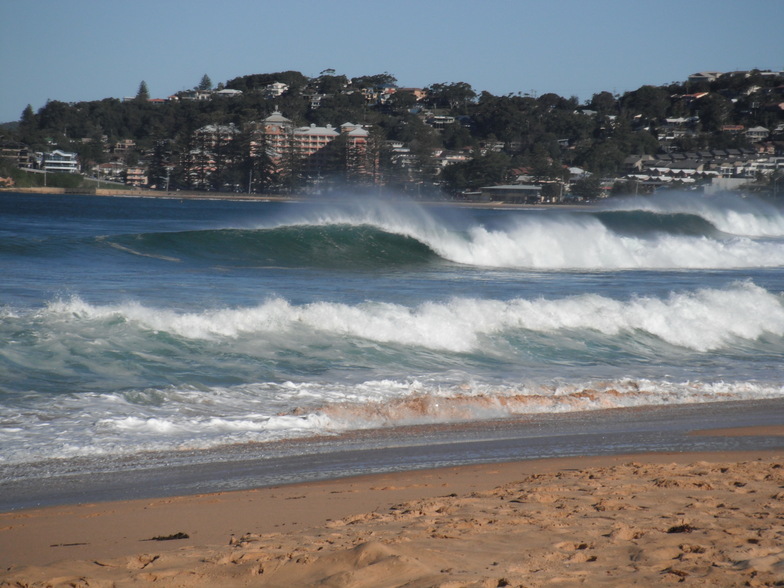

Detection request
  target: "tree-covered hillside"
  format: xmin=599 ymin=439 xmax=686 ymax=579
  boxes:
xmin=3 ymin=69 xmax=783 ymax=195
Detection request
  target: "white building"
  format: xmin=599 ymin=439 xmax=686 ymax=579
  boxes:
xmin=265 ymin=82 xmax=289 ymax=98
xmin=41 ymin=150 xmax=79 ymax=173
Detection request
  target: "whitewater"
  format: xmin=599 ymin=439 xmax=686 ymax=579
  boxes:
xmin=1 ymin=191 xmax=783 ymax=506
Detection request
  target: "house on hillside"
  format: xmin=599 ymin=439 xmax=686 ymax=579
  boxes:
xmin=688 ymin=71 xmax=723 ymax=83
xmin=745 ymin=126 xmax=769 ymax=142
xmin=264 ymin=82 xmax=289 ymax=98
xmin=213 ymin=89 xmax=243 ymax=98
xmin=40 ymin=150 xmax=79 ymax=173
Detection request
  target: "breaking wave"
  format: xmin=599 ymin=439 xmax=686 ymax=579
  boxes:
xmin=93 ymin=194 xmax=784 ymax=270
xmin=601 ymin=192 xmax=784 ymax=238
xmin=3 ymin=282 xmax=781 ymax=368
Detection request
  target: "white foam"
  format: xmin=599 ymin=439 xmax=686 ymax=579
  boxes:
xmin=43 ymin=282 xmax=784 ymax=353
xmin=604 ymin=193 xmax=784 ymax=238
xmin=2 ymin=377 xmax=782 ymax=465
xmin=259 ymin=196 xmax=784 ymax=269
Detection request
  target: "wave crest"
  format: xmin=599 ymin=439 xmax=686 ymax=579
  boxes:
xmin=39 ymin=282 xmax=784 ymax=353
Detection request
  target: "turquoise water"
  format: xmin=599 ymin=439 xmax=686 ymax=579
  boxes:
xmin=1 ymin=191 xmax=783 ymax=469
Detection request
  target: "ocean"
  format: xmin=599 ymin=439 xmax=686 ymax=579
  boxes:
xmin=1 ymin=191 xmax=783 ymax=509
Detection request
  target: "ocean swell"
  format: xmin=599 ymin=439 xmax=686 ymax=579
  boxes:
xmin=33 ymin=282 xmax=783 ymax=353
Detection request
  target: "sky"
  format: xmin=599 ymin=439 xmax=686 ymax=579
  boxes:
xmin=1 ymin=0 xmax=782 ymax=124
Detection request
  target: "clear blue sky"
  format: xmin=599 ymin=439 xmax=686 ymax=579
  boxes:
xmin=2 ymin=0 xmax=782 ymax=123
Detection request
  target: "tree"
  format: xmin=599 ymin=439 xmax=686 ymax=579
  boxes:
xmin=620 ymin=85 xmax=670 ymax=121
xmin=314 ymin=74 xmax=349 ymax=95
xmin=148 ymin=140 xmax=172 ymax=190
xmin=243 ymin=129 xmax=277 ymax=193
xmin=441 ymin=122 xmax=473 ymax=150
xmin=350 ymin=73 xmax=397 ymax=89
xmin=590 ymin=91 xmax=617 ymax=115
xmin=385 ymin=91 xmax=419 ymax=115
xmin=136 ymin=81 xmax=150 ymax=102
xmin=696 ymin=93 xmax=732 ymax=132
xmin=198 ymin=74 xmax=213 ymax=91
xmin=425 ymin=82 xmax=477 ymax=112
xmin=440 ymin=151 xmax=511 ymax=192
xmin=18 ymin=104 xmax=39 ymax=145
xmin=570 ymin=176 xmax=602 ymax=200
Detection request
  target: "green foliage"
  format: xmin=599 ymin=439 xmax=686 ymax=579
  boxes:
xmin=441 ymin=151 xmax=511 ymax=191
xmin=620 ymin=85 xmax=671 ymax=121
xmin=351 ymin=73 xmax=397 ymax=89
xmin=3 ymin=68 xmax=781 ymax=194
xmin=570 ymin=175 xmax=602 ymax=200
xmin=136 ymin=81 xmax=150 ymax=101
xmin=197 ymin=74 xmax=212 ymax=91
xmin=226 ymin=71 xmax=309 ymax=93
xmin=425 ymin=82 xmax=477 ymax=112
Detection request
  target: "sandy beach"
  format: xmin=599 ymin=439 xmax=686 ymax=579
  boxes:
xmin=2 ymin=431 xmax=783 ymax=587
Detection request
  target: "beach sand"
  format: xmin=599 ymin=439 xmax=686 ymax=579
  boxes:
xmin=2 ymin=428 xmax=784 ymax=588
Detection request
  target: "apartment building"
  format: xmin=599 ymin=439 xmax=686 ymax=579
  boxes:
xmin=248 ymin=111 xmax=376 ymax=181
xmin=40 ymin=150 xmax=79 ymax=173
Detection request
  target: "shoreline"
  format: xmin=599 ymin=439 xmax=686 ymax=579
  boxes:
xmin=2 ymin=445 xmax=783 ymax=585
xmin=2 ymin=398 xmax=783 ymax=513
xmin=0 ymin=186 xmax=588 ymax=208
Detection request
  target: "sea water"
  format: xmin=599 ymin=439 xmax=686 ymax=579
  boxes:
xmin=1 ymin=191 xmax=783 ymax=502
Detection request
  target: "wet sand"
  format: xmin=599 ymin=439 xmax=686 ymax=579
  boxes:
xmin=2 ymin=441 xmax=783 ymax=587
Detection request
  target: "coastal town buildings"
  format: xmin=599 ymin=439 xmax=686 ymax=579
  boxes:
xmin=124 ymin=167 xmax=147 ymax=187
xmin=3 ymin=69 xmax=782 ymax=199
xmin=245 ymin=111 xmax=377 ymax=185
xmin=0 ymin=143 xmax=34 ymax=169
xmin=40 ymin=150 xmax=79 ymax=173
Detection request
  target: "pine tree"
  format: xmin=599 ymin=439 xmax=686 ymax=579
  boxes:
xmin=18 ymin=104 xmax=41 ymax=146
xmin=136 ymin=81 xmax=150 ymax=101
xmin=197 ymin=74 xmax=212 ymax=91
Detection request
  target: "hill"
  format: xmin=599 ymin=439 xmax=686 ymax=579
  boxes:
xmin=2 ymin=69 xmax=782 ymax=198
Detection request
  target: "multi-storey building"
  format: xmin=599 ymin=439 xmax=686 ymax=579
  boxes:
xmin=125 ymin=167 xmax=148 ymax=187
xmin=292 ymin=122 xmax=340 ymax=174
xmin=40 ymin=150 xmax=79 ymax=173
xmin=0 ymin=143 xmax=34 ymax=168
xmin=248 ymin=111 xmax=376 ymax=183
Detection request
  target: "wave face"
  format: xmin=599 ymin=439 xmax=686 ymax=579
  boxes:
xmin=81 ymin=194 xmax=784 ymax=271
xmin=103 ymin=225 xmax=439 ymax=268
xmin=1 ymin=191 xmax=783 ymax=467
xmin=601 ymin=192 xmax=784 ymax=237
